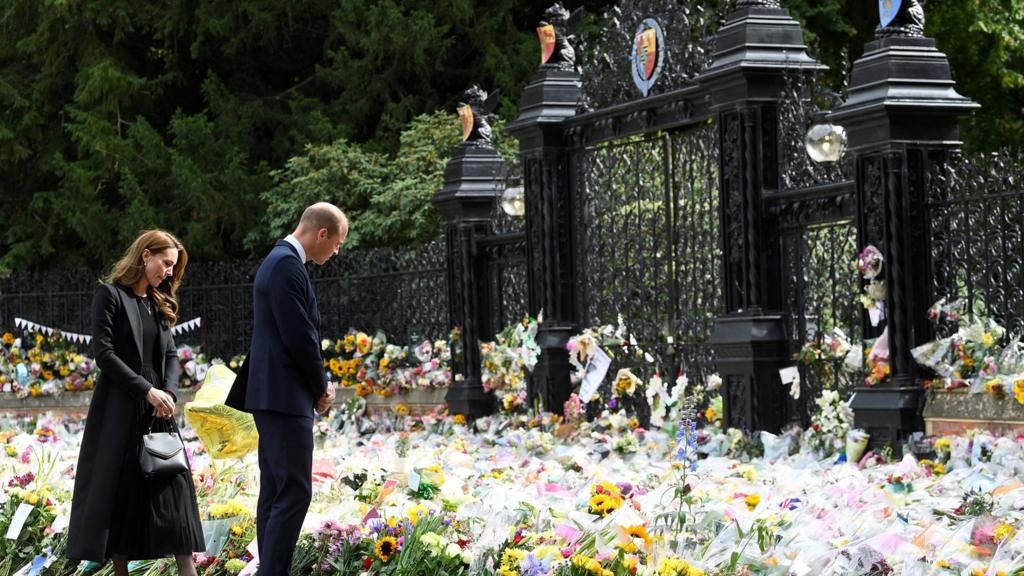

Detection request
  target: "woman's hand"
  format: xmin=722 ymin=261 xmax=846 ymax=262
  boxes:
xmin=146 ymin=388 xmax=176 ymax=418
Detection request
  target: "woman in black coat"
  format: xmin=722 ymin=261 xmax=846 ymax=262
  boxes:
xmin=67 ymin=230 xmax=204 ymax=576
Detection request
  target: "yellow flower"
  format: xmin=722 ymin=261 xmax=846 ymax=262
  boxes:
xmin=994 ymin=523 xmax=1014 ymax=543
xmin=588 ymin=493 xmax=623 ymax=516
xmin=328 ymin=358 xmax=341 ymax=372
xmin=395 ymin=404 xmax=410 ymax=416
xmin=42 ymin=370 xmax=54 ymax=381
xmin=59 ymin=366 xmax=70 ymax=377
xmin=208 ymin=499 xmax=253 ymax=519
xmin=933 ymin=462 xmax=946 ymax=475
xmin=230 ymin=522 xmax=245 ymax=536
xmin=744 ymin=494 xmax=761 ymax=510
xmin=355 ymin=332 xmax=371 ymax=355
xmin=935 ymin=559 xmax=951 ymax=569
xmin=983 ymin=332 xmax=995 ymax=347
xmin=619 ymin=524 xmax=651 ymax=553
xmin=375 ymin=536 xmax=398 ymax=563
xmin=379 ymin=357 xmax=390 ymax=371
xmin=1014 ymin=378 xmax=1024 ymax=405
xmin=613 ymin=369 xmax=640 ymax=397
xmin=934 ymin=437 xmax=952 ymax=452
xmin=1 ymin=332 xmax=13 ymax=345
xmin=571 ymin=555 xmax=611 ymax=576
xmin=705 ymin=406 xmax=716 ymax=422
xmin=452 ymin=414 xmax=467 ymax=425
xmin=5 ymin=445 xmax=17 ymax=457
xmin=407 ymin=504 xmax=429 ymax=527
xmin=24 ymin=492 xmax=39 ymax=505
xmin=986 ymin=378 xmax=1005 ymax=395
xmin=658 ymin=557 xmax=703 ymax=576
xmin=355 ymin=383 xmax=371 ymax=397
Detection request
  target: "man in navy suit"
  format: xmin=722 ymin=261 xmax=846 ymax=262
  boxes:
xmin=246 ymin=202 xmax=346 ymax=575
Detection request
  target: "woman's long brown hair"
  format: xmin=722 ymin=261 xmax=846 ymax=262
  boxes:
xmin=103 ymin=230 xmax=188 ymax=325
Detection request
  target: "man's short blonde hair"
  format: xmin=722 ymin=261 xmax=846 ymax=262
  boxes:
xmin=298 ymin=202 xmax=348 ymax=237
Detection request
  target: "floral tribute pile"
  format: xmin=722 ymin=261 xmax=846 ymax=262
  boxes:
xmin=913 ymin=299 xmax=1024 ymax=405
xmin=2 ymin=395 xmax=1024 ymax=576
xmin=0 ymin=329 xmax=226 ymax=399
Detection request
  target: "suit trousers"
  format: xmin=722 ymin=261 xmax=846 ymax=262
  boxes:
xmin=253 ymin=410 xmax=313 ymax=575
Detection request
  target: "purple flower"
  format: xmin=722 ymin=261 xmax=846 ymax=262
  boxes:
xmin=521 ymin=554 xmax=549 ymax=576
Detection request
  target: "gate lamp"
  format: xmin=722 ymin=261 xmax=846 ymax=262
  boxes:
xmin=501 ymin=181 xmax=525 ymax=217
xmin=805 ymin=111 xmax=847 ymax=163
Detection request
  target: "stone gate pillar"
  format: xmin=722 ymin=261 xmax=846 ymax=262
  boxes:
xmin=697 ymin=0 xmax=824 ymax=432
xmin=830 ymin=2 xmax=978 ymax=452
xmin=433 ymin=87 xmax=506 ymax=418
xmin=507 ymin=4 xmax=582 ymax=414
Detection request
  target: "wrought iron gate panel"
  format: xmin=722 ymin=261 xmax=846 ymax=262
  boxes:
xmin=577 ymin=134 xmax=671 ymax=354
xmin=481 ymin=234 xmax=528 ymax=335
xmin=779 ymin=219 xmax=862 ymax=424
xmin=927 ymin=150 xmax=1024 ymax=335
xmin=574 ymin=122 xmax=720 ymax=380
xmin=669 ymin=123 xmax=721 ymax=385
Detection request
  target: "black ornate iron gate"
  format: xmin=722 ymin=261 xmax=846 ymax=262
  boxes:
xmin=572 ymin=124 xmax=720 ymax=384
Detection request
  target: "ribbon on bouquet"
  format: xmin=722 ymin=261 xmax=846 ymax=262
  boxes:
xmin=13 ymin=316 xmax=201 ymax=343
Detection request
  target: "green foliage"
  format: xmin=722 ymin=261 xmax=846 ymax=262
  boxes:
xmin=0 ymin=0 xmax=540 ymax=269
xmin=251 ymin=111 xmax=517 ymax=250
xmin=785 ymin=0 xmax=1024 ymax=153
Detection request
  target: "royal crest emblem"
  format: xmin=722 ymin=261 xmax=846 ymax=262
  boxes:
xmin=537 ymin=24 xmax=556 ymax=64
xmin=636 ymin=28 xmax=658 ymax=80
xmin=630 ymin=18 xmax=665 ymax=97
xmin=879 ymin=0 xmax=902 ymax=28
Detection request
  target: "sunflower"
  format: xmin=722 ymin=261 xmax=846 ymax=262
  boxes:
xmin=617 ymin=524 xmax=652 ymax=553
xmin=375 ymin=536 xmax=398 ymax=563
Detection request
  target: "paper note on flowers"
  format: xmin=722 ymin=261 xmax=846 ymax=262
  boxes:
xmin=579 ymin=346 xmax=611 ymax=403
xmin=184 ymin=364 xmax=258 ymax=459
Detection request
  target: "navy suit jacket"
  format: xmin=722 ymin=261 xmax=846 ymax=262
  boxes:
xmin=242 ymin=241 xmax=327 ymax=417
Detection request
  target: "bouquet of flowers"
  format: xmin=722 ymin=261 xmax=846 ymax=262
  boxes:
xmin=566 ymin=316 xmax=628 ymax=387
xmin=1 ymin=330 xmax=98 ymax=398
xmin=178 ymin=344 xmax=214 ymax=388
xmin=322 ymin=330 xmax=453 ymax=397
xmin=912 ymin=299 xmax=1024 ymax=397
xmin=801 ymin=388 xmax=853 ymax=456
xmin=857 ymin=245 xmax=887 ymax=327
xmin=481 ymin=316 xmax=540 ymax=413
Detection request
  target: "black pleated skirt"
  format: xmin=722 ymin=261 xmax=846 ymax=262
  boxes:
xmin=106 ymin=368 xmax=205 ymax=559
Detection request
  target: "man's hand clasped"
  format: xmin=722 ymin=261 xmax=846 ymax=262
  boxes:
xmin=315 ymin=382 xmax=335 ymax=414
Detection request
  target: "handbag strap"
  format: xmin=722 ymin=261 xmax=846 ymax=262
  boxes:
xmin=145 ymin=414 xmax=180 ymax=435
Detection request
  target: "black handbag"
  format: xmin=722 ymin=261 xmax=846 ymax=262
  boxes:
xmin=139 ymin=417 xmax=189 ymax=477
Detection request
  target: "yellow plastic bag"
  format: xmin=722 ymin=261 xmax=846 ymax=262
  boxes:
xmin=184 ymin=364 xmax=258 ymax=459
